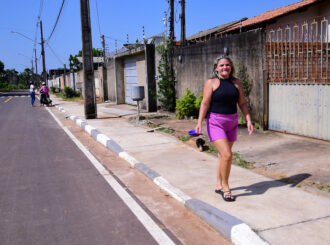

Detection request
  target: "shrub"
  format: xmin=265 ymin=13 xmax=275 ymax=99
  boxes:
xmin=176 ymin=89 xmax=197 ymax=119
xmin=63 ymin=86 xmax=77 ymax=98
xmin=195 ymin=93 xmax=203 ymax=114
xmin=0 ymin=81 xmax=8 ymax=89
xmin=18 ymin=83 xmax=27 ymax=89
xmin=7 ymin=84 xmax=17 ymax=90
xmin=50 ymin=86 xmax=57 ymax=93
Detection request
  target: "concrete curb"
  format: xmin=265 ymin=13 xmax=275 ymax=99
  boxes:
xmin=55 ymin=105 xmax=268 ymax=245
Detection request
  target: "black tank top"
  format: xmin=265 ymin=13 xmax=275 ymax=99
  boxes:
xmin=209 ymin=78 xmax=239 ymax=114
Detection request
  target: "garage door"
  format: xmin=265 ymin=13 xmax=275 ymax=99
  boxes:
xmin=269 ymin=83 xmax=330 ymax=140
xmin=124 ymin=57 xmax=137 ymax=105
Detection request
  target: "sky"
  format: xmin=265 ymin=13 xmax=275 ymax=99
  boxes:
xmin=0 ymin=0 xmax=300 ymax=73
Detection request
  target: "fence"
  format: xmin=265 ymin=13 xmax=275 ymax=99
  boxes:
xmin=266 ymin=15 xmax=330 ymax=84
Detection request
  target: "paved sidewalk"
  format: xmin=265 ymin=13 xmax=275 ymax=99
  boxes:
xmin=49 ymin=96 xmax=330 ymax=245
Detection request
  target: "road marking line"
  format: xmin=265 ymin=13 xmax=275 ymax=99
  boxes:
xmin=4 ymin=97 xmax=13 ymax=103
xmin=46 ymin=108 xmax=175 ymax=245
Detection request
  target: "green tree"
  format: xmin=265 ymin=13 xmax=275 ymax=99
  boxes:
xmin=156 ymin=36 xmax=176 ymax=111
xmin=17 ymin=68 xmax=32 ymax=86
xmin=0 ymin=60 xmax=5 ymax=82
xmin=236 ymin=62 xmax=252 ymax=111
xmin=69 ymin=54 xmax=81 ymax=72
xmin=69 ymin=48 xmax=103 ymax=72
xmin=0 ymin=60 xmax=4 ymax=74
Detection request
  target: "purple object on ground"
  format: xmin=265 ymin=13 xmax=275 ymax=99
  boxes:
xmin=188 ymin=130 xmax=199 ymax=137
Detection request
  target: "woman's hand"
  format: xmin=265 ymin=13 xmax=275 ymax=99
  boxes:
xmin=247 ymin=121 xmax=254 ymax=135
xmin=195 ymin=123 xmax=202 ymax=135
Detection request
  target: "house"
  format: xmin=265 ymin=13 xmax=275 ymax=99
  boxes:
xmin=173 ymin=0 xmax=329 ymax=140
xmin=105 ymin=35 xmax=163 ymax=112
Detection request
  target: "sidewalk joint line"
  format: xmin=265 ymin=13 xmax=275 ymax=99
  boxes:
xmin=258 ymin=215 xmax=330 ymax=232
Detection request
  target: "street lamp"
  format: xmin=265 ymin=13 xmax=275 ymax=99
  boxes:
xmin=11 ymin=31 xmax=36 ymax=43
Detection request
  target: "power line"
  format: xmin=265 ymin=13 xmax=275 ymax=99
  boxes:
xmin=38 ymin=0 xmax=44 ymax=19
xmin=46 ymin=0 xmax=66 ymax=43
xmin=95 ymin=0 xmax=102 ymax=37
xmin=46 ymin=43 xmax=64 ymax=65
xmin=104 ymin=35 xmax=125 ymax=43
xmin=33 ymin=0 xmax=44 ymax=69
xmin=175 ymin=0 xmax=180 ymax=23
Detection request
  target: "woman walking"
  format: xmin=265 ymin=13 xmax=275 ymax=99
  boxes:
xmin=195 ymin=56 xmax=253 ymax=202
xmin=29 ymin=82 xmax=35 ymax=106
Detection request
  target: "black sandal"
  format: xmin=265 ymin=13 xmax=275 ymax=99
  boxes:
xmin=215 ymin=189 xmax=223 ymax=195
xmin=221 ymin=190 xmax=236 ymax=202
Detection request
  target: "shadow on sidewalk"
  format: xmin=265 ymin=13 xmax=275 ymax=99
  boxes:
xmin=232 ymin=173 xmax=311 ymax=197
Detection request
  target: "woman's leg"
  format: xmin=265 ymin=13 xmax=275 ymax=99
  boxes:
xmin=215 ymin=153 xmax=222 ymax=190
xmin=214 ymin=139 xmax=234 ymax=192
xmin=30 ymin=92 xmax=35 ymax=105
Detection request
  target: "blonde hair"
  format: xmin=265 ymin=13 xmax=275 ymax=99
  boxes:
xmin=212 ymin=55 xmax=235 ymax=79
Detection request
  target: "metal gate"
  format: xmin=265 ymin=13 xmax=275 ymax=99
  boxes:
xmin=124 ymin=57 xmax=138 ymax=105
xmin=266 ymin=15 xmax=330 ymax=140
xmin=269 ymin=83 xmax=330 ymax=140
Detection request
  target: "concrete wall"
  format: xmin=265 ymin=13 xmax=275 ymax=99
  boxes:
xmin=65 ymin=73 xmax=71 ymax=88
xmin=115 ymin=58 xmax=125 ymax=104
xmin=136 ymin=52 xmax=147 ymax=109
xmin=94 ymin=68 xmax=102 ymax=98
xmin=77 ymin=70 xmax=84 ymax=95
xmin=106 ymin=58 xmax=116 ymax=101
xmin=173 ymin=29 xmax=266 ymax=125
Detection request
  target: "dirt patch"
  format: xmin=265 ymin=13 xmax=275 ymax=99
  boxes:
xmin=129 ymin=112 xmax=330 ymax=196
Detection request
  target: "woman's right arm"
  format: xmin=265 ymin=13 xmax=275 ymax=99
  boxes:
xmin=195 ymin=79 xmax=214 ymax=134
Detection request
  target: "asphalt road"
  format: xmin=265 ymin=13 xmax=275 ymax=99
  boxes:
xmin=0 ymin=92 xmax=167 ymax=244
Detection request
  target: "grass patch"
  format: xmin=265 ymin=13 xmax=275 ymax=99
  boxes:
xmin=313 ymin=183 xmax=330 ymax=192
xmin=299 ymin=182 xmax=330 ymax=193
xmin=146 ymin=121 xmax=159 ymax=128
xmin=205 ymin=142 xmax=218 ymax=154
xmin=254 ymin=123 xmax=260 ymax=130
xmin=53 ymin=92 xmax=83 ymax=102
xmin=179 ymin=135 xmax=191 ymax=141
xmin=156 ymin=127 xmax=174 ymax=134
xmin=233 ymin=152 xmax=254 ymax=169
xmin=145 ymin=115 xmax=169 ymax=120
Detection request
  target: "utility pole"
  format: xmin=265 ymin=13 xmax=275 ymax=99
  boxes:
xmin=80 ymin=0 xmax=97 ymax=119
xmin=34 ymin=48 xmax=38 ymax=75
xmin=63 ymin=64 xmax=67 ymax=87
xmin=180 ymin=0 xmax=186 ymax=47
xmin=163 ymin=12 xmax=168 ymax=36
xmin=142 ymin=26 xmax=146 ymax=42
xmin=70 ymin=59 xmax=76 ymax=92
xmin=169 ymin=0 xmax=175 ymax=110
xmin=71 ymin=68 xmax=76 ymax=92
xmin=169 ymin=0 xmax=175 ymax=42
xmin=101 ymin=34 xmax=108 ymax=101
xmin=40 ymin=20 xmax=47 ymax=84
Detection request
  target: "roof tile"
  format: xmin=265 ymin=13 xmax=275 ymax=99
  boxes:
xmin=218 ymin=0 xmax=320 ymax=34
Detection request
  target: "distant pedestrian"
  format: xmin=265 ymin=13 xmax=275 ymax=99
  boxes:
xmin=195 ymin=55 xmax=253 ymax=202
xmin=39 ymin=81 xmax=52 ymax=106
xmin=29 ymin=82 xmax=35 ymax=106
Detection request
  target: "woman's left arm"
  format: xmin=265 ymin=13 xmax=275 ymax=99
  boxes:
xmin=235 ymin=79 xmax=253 ymax=135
